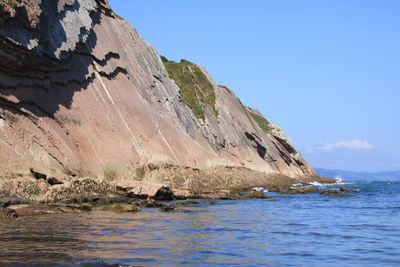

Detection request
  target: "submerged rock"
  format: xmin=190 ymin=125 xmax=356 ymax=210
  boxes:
xmin=137 ymin=199 xmax=164 ymax=208
xmin=320 ymin=189 xmax=352 ymax=197
xmin=65 ymin=203 xmax=93 ymax=211
xmin=159 ymin=205 xmax=190 ymax=213
xmin=0 ymin=207 xmax=18 ymax=219
xmin=0 ymin=197 xmax=28 ymax=207
xmin=282 ymin=187 xmax=319 ymax=194
xmin=8 ymin=205 xmax=57 ymax=216
xmin=340 ymin=188 xmax=357 ymax=193
xmin=99 ymin=204 xmax=141 ymax=213
xmin=174 ymin=200 xmax=200 ymax=207
xmin=227 ymin=190 xmax=272 ymax=200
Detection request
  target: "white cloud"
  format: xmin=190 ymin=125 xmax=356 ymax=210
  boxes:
xmin=315 ymin=140 xmax=374 ymax=151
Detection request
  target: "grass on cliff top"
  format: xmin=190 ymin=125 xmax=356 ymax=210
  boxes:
xmin=218 ymin=85 xmax=234 ymax=95
xmin=7 ymin=0 xmax=18 ymax=8
xmin=161 ymin=56 xmax=218 ymax=120
xmin=248 ymin=110 xmax=274 ymax=133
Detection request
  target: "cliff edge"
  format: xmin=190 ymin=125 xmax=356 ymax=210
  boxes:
xmin=0 ymin=0 xmax=319 ymax=199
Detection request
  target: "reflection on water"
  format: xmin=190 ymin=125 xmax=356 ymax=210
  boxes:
xmin=1 ymin=182 xmax=400 ymax=266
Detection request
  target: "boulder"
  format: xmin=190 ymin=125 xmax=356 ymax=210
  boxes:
xmin=153 ymin=186 xmax=174 ymax=201
xmin=116 ymin=181 xmax=170 ymax=199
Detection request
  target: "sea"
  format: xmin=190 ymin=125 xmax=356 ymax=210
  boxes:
xmin=0 ymin=181 xmax=399 ymax=266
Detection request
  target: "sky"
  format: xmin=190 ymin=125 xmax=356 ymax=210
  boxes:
xmin=108 ymin=0 xmax=400 ymax=172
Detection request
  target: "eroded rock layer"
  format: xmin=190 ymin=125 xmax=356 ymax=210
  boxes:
xmin=0 ymin=0 xmax=315 ymax=191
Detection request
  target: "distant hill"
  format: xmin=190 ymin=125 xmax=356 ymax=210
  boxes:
xmin=315 ymin=168 xmax=400 ymax=181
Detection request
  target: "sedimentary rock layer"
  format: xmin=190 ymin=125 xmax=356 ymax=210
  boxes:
xmin=0 ymin=0 xmax=315 ymax=189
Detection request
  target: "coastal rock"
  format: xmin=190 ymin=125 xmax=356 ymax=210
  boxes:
xmin=99 ymin=204 xmax=141 ymax=213
xmin=159 ymin=205 xmax=190 ymax=213
xmin=0 ymin=0 xmax=317 ymax=195
xmin=0 ymin=207 xmax=18 ymax=218
xmin=174 ymin=200 xmax=200 ymax=207
xmin=117 ymin=181 xmax=171 ymax=199
xmin=8 ymin=204 xmax=57 ymax=216
xmin=137 ymin=199 xmax=164 ymax=208
xmin=320 ymin=189 xmax=352 ymax=197
xmin=340 ymin=188 xmax=357 ymax=193
xmin=153 ymin=187 xmax=175 ymax=201
xmin=226 ymin=190 xmax=272 ymax=200
xmin=0 ymin=197 xmax=28 ymax=207
xmin=280 ymin=187 xmax=319 ymax=194
xmin=42 ymin=178 xmax=117 ymax=203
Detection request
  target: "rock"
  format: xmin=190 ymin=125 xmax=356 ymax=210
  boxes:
xmin=180 ymin=190 xmax=232 ymax=199
xmin=42 ymin=178 xmax=117 ymax=203
xmin=48 ymin=203 xmax=92 ymax=212
xmin=0 ymin=207 xmax=18 ymax=219
xmin=280 ymin=187 xmax=319 ymax=194
xmin=30 ymin=168 xmax=47 ymax=180
xmin=65 ymin=203 xmax=93 ymax=211
xmin=153 ymin=187 xmax=175 ymax=201
xmin=137 ymin=199 xmax=163 ymax=208
xmin=0 ymin=197 xmax=28 ymax=207
xmin=47 ymin=177 xmax=63 ymax=186
xmin=226 ymin=190 xmax=271 ymax=199
xmin=99 ymin=204 xmax=141 ymax=213
xmin=117 ymin=182 xmax=168 ymax=200
xmin=0 ymin=0 xmax=318 ymax=194
xmin=320 ymin=189 xmax=352 ymax=197
xmin=8 ymin=205 xmax=57 ymax=216
xmin=340 ymin=188 xmax=357 ymax=193
xmin=159 ymin=205 xmax=190 ymax=213
xmin=175 ymin=200 xmax=200 ymax=207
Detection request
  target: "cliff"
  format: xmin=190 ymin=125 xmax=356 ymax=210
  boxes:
xmin=0 ymin=0 xmax=317 ymax=199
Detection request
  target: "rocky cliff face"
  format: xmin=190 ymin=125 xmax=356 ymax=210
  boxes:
xmin=0 ymin=0 xmax=315 ymax=188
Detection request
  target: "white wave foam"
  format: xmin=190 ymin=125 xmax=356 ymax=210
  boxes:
xmin=252 ymin=187 xmax=269 ymax=193
xmin=306 ymin=177 xmax=351 ymax=188
xmin=292 ymin=183 xmax=303 ymax=187
xmin=252 ymin=187 xmax=264 ymax=192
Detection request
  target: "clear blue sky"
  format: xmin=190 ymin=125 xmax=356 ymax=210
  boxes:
xmin=109 ymin=0 xmax=400 ymax=172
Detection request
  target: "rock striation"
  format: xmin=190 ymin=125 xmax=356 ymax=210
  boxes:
xmin=0 ymin=0 xmax=319 ymax=200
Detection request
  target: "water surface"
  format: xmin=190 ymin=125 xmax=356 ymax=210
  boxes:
xmin=0 ymin=181 xmax=399 ymax=266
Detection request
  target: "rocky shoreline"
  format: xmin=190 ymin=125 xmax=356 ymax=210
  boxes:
xmin=0 ymin=164 xmax=356 ymax=219
xmin=0 ymin=164 xmax=335 ymax=201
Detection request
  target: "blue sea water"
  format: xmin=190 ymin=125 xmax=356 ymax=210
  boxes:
xmin=0 ymin=181 xmax=399 ymax=266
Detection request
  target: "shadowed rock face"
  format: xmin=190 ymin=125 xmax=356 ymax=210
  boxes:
xmin=0 ymin=0 xmax=315 ymax=186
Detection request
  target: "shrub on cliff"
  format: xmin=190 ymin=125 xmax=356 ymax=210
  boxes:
xmin=162 ymin=58 xmax=218 ymax=120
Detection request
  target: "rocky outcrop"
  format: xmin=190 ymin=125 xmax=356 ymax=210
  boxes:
xmin=0 ymin=0 xmax=318 ymax=199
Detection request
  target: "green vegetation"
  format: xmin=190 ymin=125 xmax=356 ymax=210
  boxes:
xmin=248 ymin=110 xmax=274 ymax=133
xmin=7 ymin=0 xmax=18 ymax=8
xmin=218 ymin=85 xmax=234 ymax=95
xmin=162 ymin=56 xmax=218 ymax=120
